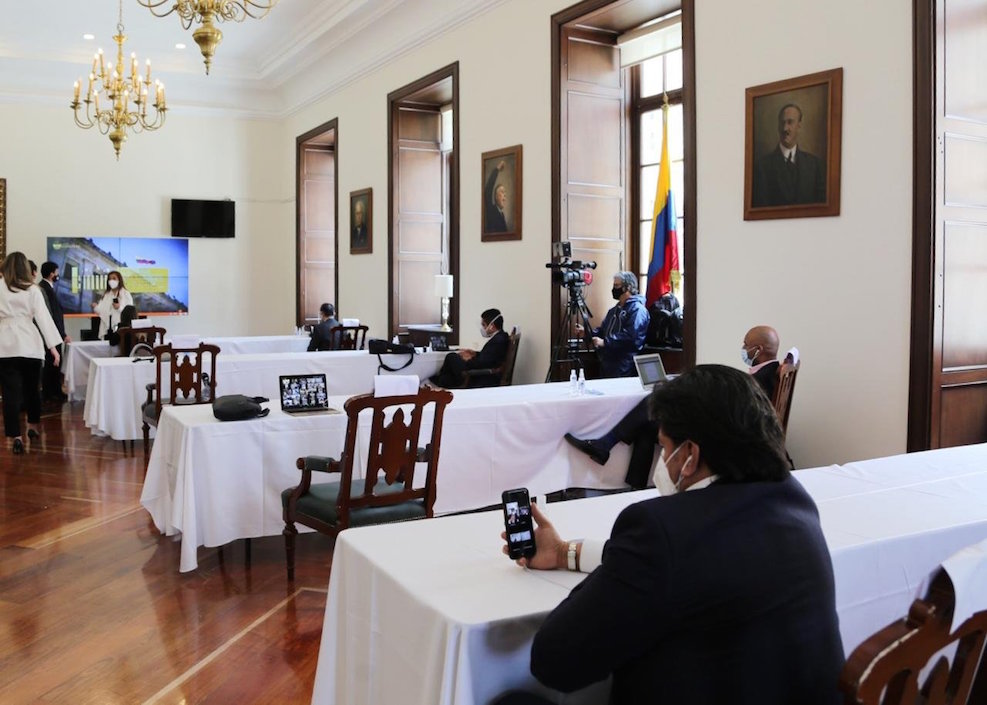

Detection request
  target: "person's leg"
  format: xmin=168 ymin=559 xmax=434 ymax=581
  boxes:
xmin=563 ymin=397 xmax=651 ymax=466
xmin=22 ymin=358 xmax=43 ymax=433
xmin=0 ymin=358 xmax=25 ymax=438
xmin=41 ymin=345 xmax=62 ymax=399
xmin=625 ymin=418 xmax=660 ymax=489
xmin=430 ymin=352 xmax=467 ymax=388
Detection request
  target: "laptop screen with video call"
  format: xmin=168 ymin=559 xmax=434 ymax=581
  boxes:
xmin=633 ymin=353 xmax=667 ymax=390
xmin=279 ymin=374 xmax=329 ymax=413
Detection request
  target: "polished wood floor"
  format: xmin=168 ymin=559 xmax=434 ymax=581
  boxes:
xmin=0 ymin=402 xmax=336 ymax=705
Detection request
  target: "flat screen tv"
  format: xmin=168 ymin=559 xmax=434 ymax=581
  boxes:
xmin=171 ymin=199 xmax=235 ymax=238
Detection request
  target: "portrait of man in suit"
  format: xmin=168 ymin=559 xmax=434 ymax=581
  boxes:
xmin=744 ymin=68 xmax=842 ymax=220
xmin=751 ymin=103 xmax=826 ymax=207
xmin=481 ymin=145 xmax=522 ymax=241
xmin=350 ymin=188 xmax=372 ymax=254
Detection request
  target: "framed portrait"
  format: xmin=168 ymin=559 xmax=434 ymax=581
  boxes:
xmin=349 ymin=188 xmax=372 ymax=255
xmin=744 ymin=68 xmax=842 ymax=220
xmin=481 ymin=145 xmax=522 ymax=242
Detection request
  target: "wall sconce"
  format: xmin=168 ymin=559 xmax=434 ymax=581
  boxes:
xmin=434 ymin=274 xmax=454 ymax=332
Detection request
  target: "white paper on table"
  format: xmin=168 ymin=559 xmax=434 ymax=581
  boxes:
xmin=342 ymin=318 xmax=360 ymax=327
xmin=171 ymin=334 xmax=201 ymax=348
xmin=130 ymin=319 xmax=153 ymax=329
xmin=374 ymin=375 xmax=419 ymax=397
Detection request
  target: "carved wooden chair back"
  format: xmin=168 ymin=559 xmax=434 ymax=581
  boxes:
xmin=151 ymin=342 xmax=220 ymax=420
xmin=839 ymin=570 xmax=987 ymax=704
xmin=328 ymin=324 xmax=369 ymax=351
xmin=772 ymin=359 xmax=800 ymax=434
xmin=118 ymin=325 xmax=166 ymax=357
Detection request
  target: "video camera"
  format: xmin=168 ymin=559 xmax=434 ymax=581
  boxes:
xmin=546 ymin=241 xmax=597 ymax=288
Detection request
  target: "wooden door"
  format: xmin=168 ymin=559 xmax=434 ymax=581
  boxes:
xmin=298 ymin=145 xmax=336 ymax=325
xmin=932 ymin=0 xmax=987 ymax=446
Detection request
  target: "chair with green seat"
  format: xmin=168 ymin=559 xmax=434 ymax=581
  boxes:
xmin=281 ymin=386 xmax=454 ymax=581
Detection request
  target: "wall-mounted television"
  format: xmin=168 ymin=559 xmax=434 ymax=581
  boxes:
xmin=171 ymin=198 xmax=235 ymax=238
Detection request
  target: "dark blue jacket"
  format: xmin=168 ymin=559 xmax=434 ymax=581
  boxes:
xmin=531 ymin=475 xmax=844 ymax=705
xmin=594 ymin=293 xmax=649 ymax=377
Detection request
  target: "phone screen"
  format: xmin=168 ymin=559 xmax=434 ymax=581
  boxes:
xmin=502 ymin=488 xmax=536 ymax=560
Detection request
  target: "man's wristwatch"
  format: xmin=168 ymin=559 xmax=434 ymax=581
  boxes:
xmin=567 ymin=541 xmax=579 ymax=572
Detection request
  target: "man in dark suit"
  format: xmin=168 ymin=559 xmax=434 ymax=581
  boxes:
xmin=499 ymin=366 xmax=843 ymax=705
xmin=484 ymin=160 xmax=509 ymax=233
xmin=307 ymin=303 xmax=341 ymax=352
xmin=352 ymin=200 xmax=368 ymax=250
xmin=752 ymin=103 xmax=826 ymax=207
xmin=429 ymin=308 xmax=509 ymax=388
xmin=39 ymin=261 xmax=69 ymax=401
xmin=565 ymin=325 xmax=782 ymax=488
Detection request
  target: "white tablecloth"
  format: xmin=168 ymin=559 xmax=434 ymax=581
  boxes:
xmin=84 ymin=349 xmax=446 ymax=440
xmin=65 ymin=335 xmax=311 ymax=401
xmin=312 ymin=443 xmax=987 ymax=705
xmin=139 ymin=378 xmax=648 ymax=572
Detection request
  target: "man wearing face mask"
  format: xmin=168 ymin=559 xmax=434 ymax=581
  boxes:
xmin=429 ymin=308 xmax=509 ymax=388
xmin=575 ymin=271 xmax=649 ymax=378
xmin=496 ymin=365 xmax=843 ymax=705
xmin=565 ymin=324 xmax=781 ymax=488
xmin=39 ymin=262 xmax=70 ymax=403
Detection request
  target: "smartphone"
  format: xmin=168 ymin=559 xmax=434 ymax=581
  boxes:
xmin=112 ymin=297 xmax=119 ymax=305
xmin=502 ymin=488 xmax=536 ymax=560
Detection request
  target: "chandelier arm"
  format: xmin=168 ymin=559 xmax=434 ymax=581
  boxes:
xmin=234 ymin=1 xmax=279 ymax=21
xmin=135 ymin=0 xmax=178 ymax=18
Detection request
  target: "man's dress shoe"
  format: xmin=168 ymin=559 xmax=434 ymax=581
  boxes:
xmin=563 ymin=433 xmax=610 ymax=465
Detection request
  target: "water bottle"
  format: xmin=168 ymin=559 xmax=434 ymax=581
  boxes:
xmin=569 ymin=369 xmax=578 ymax=396
xmin=201 ymin=372 xmax=212 ymax=402
xmin=577 ymin=368 xmax=586 ymax=396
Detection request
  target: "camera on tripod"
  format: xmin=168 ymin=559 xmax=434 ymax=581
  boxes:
xmin=546 ymin=241 xmax=597 ymax=287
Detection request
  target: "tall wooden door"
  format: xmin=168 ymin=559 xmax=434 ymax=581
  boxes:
xmin=931 ymin=0 xmax=987 ymax=446
xmin=298 ymin=145 xmax=336 ymax=325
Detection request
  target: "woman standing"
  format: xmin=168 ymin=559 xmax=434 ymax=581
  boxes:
xmin=91 ymin=270 xmax=134 ymax=339
xmin=0 ymin=252 xmax=62 ymax=454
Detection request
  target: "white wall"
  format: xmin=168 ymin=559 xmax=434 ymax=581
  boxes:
xmin=0 ymin=0 xmax=916 ymax=468
xmin=694 ymin=0 xmax=913 ymax=466
xmin=0 ymin=102 xmax=292 ymax=340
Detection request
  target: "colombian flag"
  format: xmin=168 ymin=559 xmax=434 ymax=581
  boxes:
xmin=645 ymin=103 xmax=680 ymax=307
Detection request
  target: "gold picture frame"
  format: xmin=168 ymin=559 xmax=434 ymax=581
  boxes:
xmin=350 ymin=188 xmax=372 ymax=255
xmin=481 ymin=145 xmax=522 ymax=241
xmin=744 ymin=68 xmax=843 ymax=220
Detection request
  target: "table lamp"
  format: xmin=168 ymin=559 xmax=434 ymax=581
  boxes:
xmin=434 ymin=274 xmax=454 ymax=332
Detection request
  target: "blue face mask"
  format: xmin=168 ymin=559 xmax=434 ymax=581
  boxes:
xmin=741 ymin=345 xmax=759 ymax=367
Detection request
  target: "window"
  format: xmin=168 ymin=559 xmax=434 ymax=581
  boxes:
xmin=630 ymin=47 xmax=685 ymax=302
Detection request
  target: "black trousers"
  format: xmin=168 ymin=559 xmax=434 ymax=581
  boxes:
xmin=0 ymin=356 xmax=43 ymax=437
xmin=612 ymin=397 xmax=659 ymax=489
xmin=42 ymin=343 xmax=64 ymax=399
xmin=431 ymin=352 xmax=469 ymax=388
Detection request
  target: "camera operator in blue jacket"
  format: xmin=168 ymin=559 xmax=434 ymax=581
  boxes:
xmin=576 ymin=271 xmax=649 ymax=378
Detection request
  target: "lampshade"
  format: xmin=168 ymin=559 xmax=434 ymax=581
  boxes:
xmin=434 ymin=274 xmax=454 ymax=298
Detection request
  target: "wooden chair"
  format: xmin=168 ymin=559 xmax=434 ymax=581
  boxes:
xmin=141 ymin=342 xmax=219 ymax=463
xmin=327 ymin=324 xmax=369 ymax=351
xmin=117 ymin=325 xmax=166 ymax=357
xmin=772 ymin=358 xmax=800 ymax=434
xmin=462 ymin=326 xmax=521 ymax=388
xmin=281 ymin=386 xmax=454 ymax=581
xmin=840 ymin=569 xmax=987 ymax=704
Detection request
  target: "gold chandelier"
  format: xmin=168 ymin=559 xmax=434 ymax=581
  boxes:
xmin=70 ymin=0 xmax=166 ymax=160
xmin=136 ymin=0 xmax=279 ymax=75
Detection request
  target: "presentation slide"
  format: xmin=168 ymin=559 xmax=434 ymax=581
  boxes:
xmin=46 ymin=236 xmax=189 ymax=315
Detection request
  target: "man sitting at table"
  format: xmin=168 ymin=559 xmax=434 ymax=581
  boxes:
xmin=307 ymin=303 xmax=341 ymax=352
xmin=496 ymin=365 xmax=843 ymax=705
xmin=565 ymin=324 xmax=781 ymax=488
xmin=429 ymin=308 xmax=508 ymax=388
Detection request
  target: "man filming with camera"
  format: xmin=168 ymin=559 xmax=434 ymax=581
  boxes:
xmin=576 ymin=271 xmax=649 ymax=378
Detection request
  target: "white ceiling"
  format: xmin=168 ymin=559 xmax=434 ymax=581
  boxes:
xmin=0 ymin=0 xmax=505 ymax=119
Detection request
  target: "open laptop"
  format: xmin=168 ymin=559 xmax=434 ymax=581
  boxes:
xmin=279 ymin=374 xmax=330 ymax=414
xmin=633 ymin=353 xmax=667 ymax=391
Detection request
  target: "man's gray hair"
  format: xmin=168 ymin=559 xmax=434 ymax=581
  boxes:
xmin=614 ymin=271 xmax=639 ymax=295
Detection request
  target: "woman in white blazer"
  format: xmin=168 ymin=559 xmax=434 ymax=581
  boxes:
xmin=0 ymin=252 xmax=62 ymax=454
xmin=91 ymin=270 xmax=134 ymax=339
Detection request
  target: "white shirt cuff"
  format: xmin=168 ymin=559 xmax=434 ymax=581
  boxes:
xmin=578 ymin=539 xmax=605 ymax=573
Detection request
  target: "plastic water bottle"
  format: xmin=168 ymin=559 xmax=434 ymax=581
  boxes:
xmin=569 ymin=369 xmax=578 ymax=396
xmin=577 ymin=368 xmax=586 ymax=396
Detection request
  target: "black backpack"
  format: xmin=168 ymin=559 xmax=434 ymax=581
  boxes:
xmin=647 ymin=294 xmax=684 ymax=348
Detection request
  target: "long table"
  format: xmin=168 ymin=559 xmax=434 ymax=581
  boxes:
xmin=84 ymin=349 xmax=446 ymax=440
xmin=312 ymin=443 xmax=987 ymax=705
xmin=64 ymin=335 xmax=311 ymax=401
xmin=140 ymin=378 xmax=648 ymax=572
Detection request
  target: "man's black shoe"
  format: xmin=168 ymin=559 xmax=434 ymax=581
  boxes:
xmin=564 ymin=433 xmax=610 ymax=465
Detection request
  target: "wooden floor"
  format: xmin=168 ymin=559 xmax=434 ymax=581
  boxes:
xmin=0 ymin=402 xmax=336 ymax=705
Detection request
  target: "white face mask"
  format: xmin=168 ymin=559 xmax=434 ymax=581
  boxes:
xmin=479 ymin=321 xmax=492 ymax=338
xmin=741 ymin=345 xmax=758 ymax=367
xmin=108 ymin=279 xmax=119 ymax=290
xmin=652 ymin=443 xmax=691 ymax=495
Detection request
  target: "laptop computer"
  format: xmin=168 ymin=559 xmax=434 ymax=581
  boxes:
xmin=279 ymin=374 xmax=330 ymax=414
xmin=633 ymin=353 xmax=667 ymax=391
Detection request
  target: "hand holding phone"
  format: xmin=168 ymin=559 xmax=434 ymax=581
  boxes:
xmin=502 ymin=488 xmax=537 ymax=560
